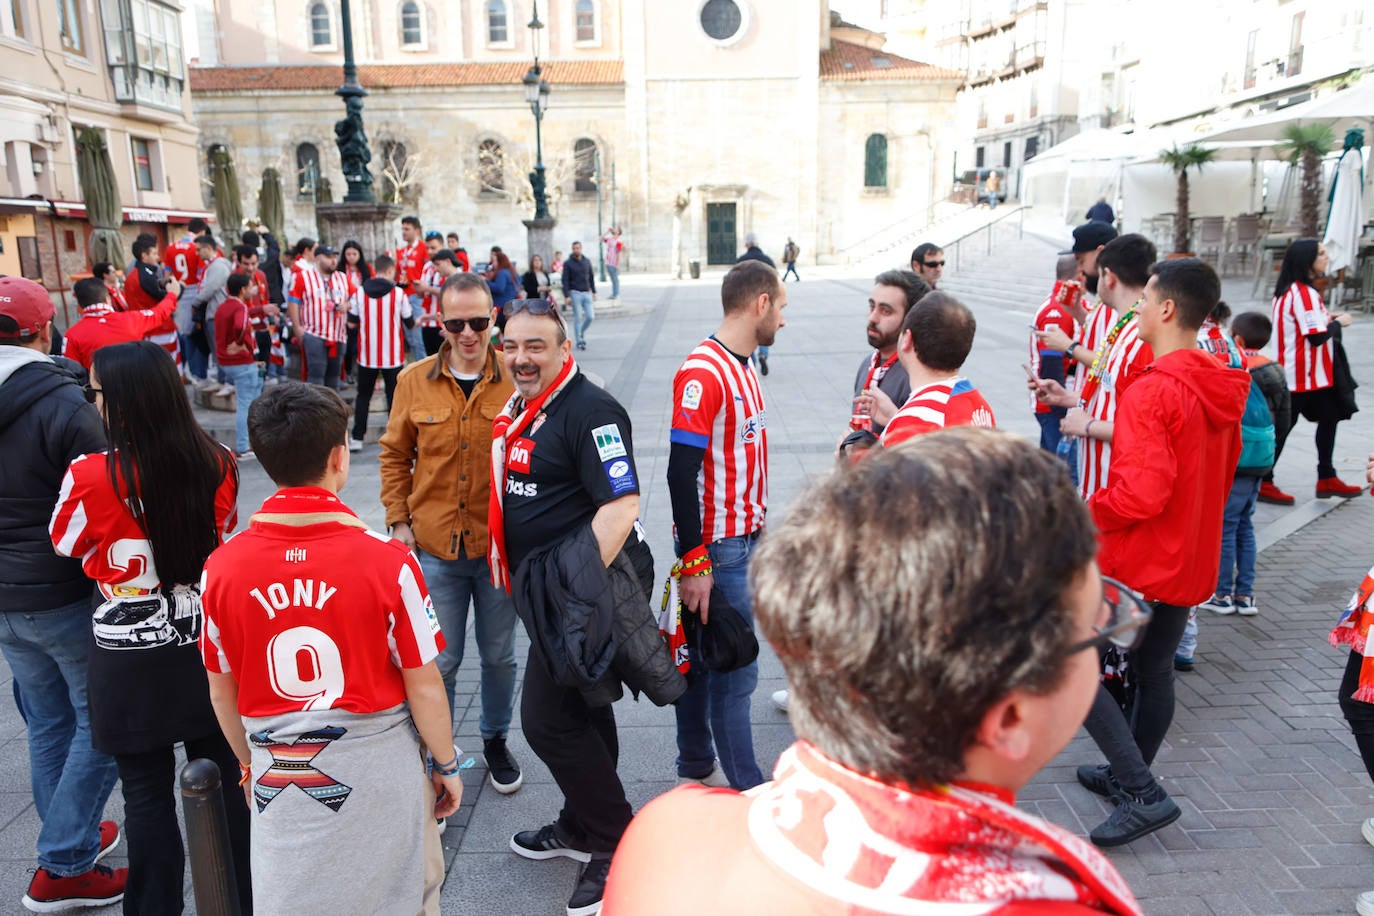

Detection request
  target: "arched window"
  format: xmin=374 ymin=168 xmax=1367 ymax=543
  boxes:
xmin=864 ymin=133 xmax=888 ymax=188
xmin=478 ymin=140 xmax=503 ymax=192
xmin=575 ymin=0 xmax=596 ymax=42
xmin=296 ymin=142 xmax=321 ymax=195
xmin=399 ymin=1 xmax=423 ymax=47
xmin=573 ymin=138 xmax=597 ymax=193
xmin=486 ymin=0 xmax=507 ymax=44
xmin=380 ymin=140 xmax=409 ymax=202
xmin=309 ymin=2 xmax=332 ymax=48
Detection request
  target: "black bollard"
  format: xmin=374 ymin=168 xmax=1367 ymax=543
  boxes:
xmin=180 ymin=757 xmax=243 ymax=916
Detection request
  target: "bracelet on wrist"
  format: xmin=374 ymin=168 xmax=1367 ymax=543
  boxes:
xmin=1084 ymin=419 xmax=1095 ymax=439
xmin=238 ymin=760 xmax=251 ymax=786
xmin=434 ymin=744 xmax=463 ymax=777
xmin=1066 ymin=341 xmax=1078 ymax=356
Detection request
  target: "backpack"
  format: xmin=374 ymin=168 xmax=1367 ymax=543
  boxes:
xmin=784 ymin=242 xmax=799 ymax=262
xmin=1236 ymin=372 xmax=1276 ymax=475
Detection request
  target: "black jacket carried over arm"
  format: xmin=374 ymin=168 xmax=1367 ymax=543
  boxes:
xmin=0 ymin=354 xmax=106 ymax=612
xmin=512 ymin=525 xmax=686 ymax=708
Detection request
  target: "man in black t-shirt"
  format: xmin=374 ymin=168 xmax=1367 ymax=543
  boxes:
xmin=493 ymin=300 xmax=642 ymax=916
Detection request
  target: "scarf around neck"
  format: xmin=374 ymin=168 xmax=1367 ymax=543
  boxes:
xmin=1332 ymin=565 xmax=1374 ymax=702
xmin=747 ymin=742 xmax=1142 ymax=915
xmin=488 ymin=358 xmax=579 ymax=590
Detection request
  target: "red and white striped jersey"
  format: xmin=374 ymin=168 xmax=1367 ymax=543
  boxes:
xmin=164 ymin=238 xmax=202 ymax=285
xmin=880 ymin=377 xmax=996 ymax=446
xmin=395 ymin=240 xmax=427 ymax=289
xmin=418 ymin=261 xmax=441 ymax=326
xmin=1028 ymin=293 xmax=1080 ymax=413
xmin=1079 ymin=316 xmax=1153 ymax=498
xmin=1272 ymin=282 xmax=1333 ymax=392
xmin=105 ymin=283 xmax=129 ymax=312
xmin=49 ymin=450 xmax=238 ymax=597
xmin=200 ymin=487 xmax=444 ymax=717
xmin=290 ymin=268 xmax=355 ymax=343
xmin=670 ymin=338 xmax=768 ymax=542
xmin=349 ymin=287 xmax=411 ymax=368
xmin=1072 ymin=302 xmax=1113 ymax=398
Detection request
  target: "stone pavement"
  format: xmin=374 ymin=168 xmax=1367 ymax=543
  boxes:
xmin=4 ymin=251 xmax=1374 ymax=914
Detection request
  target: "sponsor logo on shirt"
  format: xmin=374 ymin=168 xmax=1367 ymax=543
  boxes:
xmin=508 ymin=437 xmax=534 ymax=474
xmin=592 ymin=423 xmax=627 ymax=461
xmin=608 ymin=460 xmax=630 ymax=479
xmin=422 ymin=595 xmax=440 ymax=634
xmin=604 ymin=458 xmax=637 ymax=495
xmin=739 ymin=411 xmax=766 ymax=444
xmin=681 ymin=380 xmax=703 ymax=410
xmin=506 ymin=478 xmax=539 ymax=497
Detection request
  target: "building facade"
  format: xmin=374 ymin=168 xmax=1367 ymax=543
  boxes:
xmin=0 ymin=0 xmax=210 ymax=322
xmin=187 ymin=0 xmax=961 ymax=271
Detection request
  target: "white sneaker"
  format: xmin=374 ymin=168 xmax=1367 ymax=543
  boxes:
xmin=676 ymin=762 xmax=729 ymax=788
xmin=215 ymin=384 xmax=235 ymax=397
xmin=1234 ymin=595 xmax=1258 ymax=616
xmin=771 ymin=689 xmax=789 ymax=713
xmin=1199 ymin=594 xmax=1235 ymax=615
xmin=1357 ymin=890 xmax=1374 ymax=916
xmin=348 ymin=437 xmax=363 ymax=452
xmin=1362 ymin=817 xmax=1374 ymax=848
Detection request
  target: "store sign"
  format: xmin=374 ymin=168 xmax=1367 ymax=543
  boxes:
xmin=124 ymin=207 xmax=168 ymax=223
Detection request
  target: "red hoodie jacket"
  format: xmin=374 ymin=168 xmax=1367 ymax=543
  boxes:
xmin=1088 ymin=348 xmax=1250 ymax=606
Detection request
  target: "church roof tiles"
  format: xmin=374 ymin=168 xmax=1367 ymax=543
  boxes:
xmin=819 ymin=40 xmax=959 ymax=82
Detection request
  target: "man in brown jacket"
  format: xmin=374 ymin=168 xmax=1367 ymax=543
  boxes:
xmin=380 ymin=272 xmax=523 ymax=795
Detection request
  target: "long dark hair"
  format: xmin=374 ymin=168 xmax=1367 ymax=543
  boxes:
xmin=92 ymin=341 xmax=237 ymax=588
xmin=341 ymin=239 xmax=372 ymax=281
xmin=1274 ymin=237 xmax=1321 ymax=301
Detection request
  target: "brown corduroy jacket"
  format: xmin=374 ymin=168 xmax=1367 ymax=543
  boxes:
xmin=379 ymin=343 xmax=513 ymax=561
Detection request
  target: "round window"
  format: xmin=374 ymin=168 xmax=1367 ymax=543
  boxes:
xmin=700 ymin=0 xmax=743 ymax=42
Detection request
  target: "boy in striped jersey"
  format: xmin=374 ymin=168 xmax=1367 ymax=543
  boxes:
xmin=1034 ymin=235 xmax=1156 ymax=498
xmin=668 ymin=260 xmax=786 ymax=791
xmin=348 ymin=254 xmax=413 ymax=451
xmin=879 ymin=292 xmax=995 ymax=446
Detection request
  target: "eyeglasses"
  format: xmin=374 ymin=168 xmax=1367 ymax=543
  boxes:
xmin=442 ymin=316 xmax=491 ymax=334
xmin=503 ymin=298 xmax=565 ymax=326
xmin=1062 ymin=576 xmax=1153 ymax=657
xmin=83 ymin=385 xmax=103 ymax=403
xmin=922 ymin=260 xmax=946 ymax=269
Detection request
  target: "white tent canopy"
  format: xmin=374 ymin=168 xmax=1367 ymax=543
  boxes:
xmin=1199 ymin=79 xmax=1374 ymax=144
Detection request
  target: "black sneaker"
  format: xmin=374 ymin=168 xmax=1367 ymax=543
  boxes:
xmin=1089 ymin=791 xmax=1181 ymax=847
xmin=1076 ymin=763 xmax=1121 ymax=798
xmin=484 ymin=736 xmax=523 ymax=795
xmin=567 ymin=853 xmax=612 ymax=916
xmin=510 ymin=824 xmax=590 ymax=863
xmin=758 ymin=354 xmax=769 ymax=376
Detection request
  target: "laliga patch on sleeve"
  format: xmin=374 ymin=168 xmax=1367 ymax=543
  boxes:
xmin=604 ymin=458 xmax=637 ymax=495
xmin=1302 ymin=311 xmax=1323 ymax=332
xmin=592 ymin=423 xmax=628 ymax=461
xmin=423 ymin=595 xmax=441 ymax=634
xmin=681 ymin=379 xmax=703 ymax=410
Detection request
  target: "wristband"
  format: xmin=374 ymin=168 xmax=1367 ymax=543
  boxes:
xmin=434 ymin=745 xmax=463 ymax=777
xmin=1066 ymin=341 xmax=1078 ymax=356
xmin=238 ymin=760 xmax=251 ymax=786
xmin=681 ymin=544 xmax=710 ymax=566
xmin=1084 ymin=419 xmax=1095 ymax=439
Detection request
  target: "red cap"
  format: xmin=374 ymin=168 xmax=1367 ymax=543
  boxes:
xmin=0 ymin=277 xmax=55 ymax=338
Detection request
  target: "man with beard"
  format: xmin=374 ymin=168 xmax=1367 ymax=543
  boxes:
xmin=1037 ymin=222 xmax=1119 ymax=380
xmin=287 ymin=244 xmax=356 ymax=389
xmin=847 ymin=270 xmax=931 ymax=440
xmin=668 ymin=260 xmax=786 ymax=790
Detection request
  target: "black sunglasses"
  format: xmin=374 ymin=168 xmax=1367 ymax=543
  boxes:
xmin=923 ymin=260 xmax=946 ymax=268
xmin=502 ymin=299 xmax=565 ymax=325
xmin=442 ymin=316 xmax=491 ymax=334
xmin=83 ymin=385 xmax=103 ymax=403
xmin=1062 ymin=576 xmax=1153 ymax=657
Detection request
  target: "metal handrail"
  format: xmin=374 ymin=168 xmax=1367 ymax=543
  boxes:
xmin=949 ymin=206 xmax=1025 ymax=271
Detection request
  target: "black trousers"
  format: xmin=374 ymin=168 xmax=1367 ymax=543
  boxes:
xmin=1338 ymin=649 xmax=1374 ymax=783
xmin=520 ymin=645 xmax=633 ymax=853
xmin=1269 ymin=387 xmax=1343 ymax=481
xmin=1084 ymin=602 xmax=1191 ymax=793
xmin=114 ymin=730 xmax=252 ymax=915
xmin=352 ymin=365 xmax=401 ymax=441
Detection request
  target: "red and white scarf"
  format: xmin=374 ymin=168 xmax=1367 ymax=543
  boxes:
xmin=747 ymin=742 xmax=1142 ymax=915
xmin=488 ymin=358 xmax=579 ymax=591
xmin=1332 ymin=565 xmax=1374 ymax=703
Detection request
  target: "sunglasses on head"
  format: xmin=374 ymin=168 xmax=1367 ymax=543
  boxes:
xmin=923 ymin=260 xmax=946 ymax=268
xmin=442 ymin=316 xmax=491 ymax=334
xmin=502 ymin=299 xmax=565 ymax=325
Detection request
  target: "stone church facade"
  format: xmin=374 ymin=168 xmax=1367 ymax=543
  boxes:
xmin=189 ymin=0 xmax=959 ymax=271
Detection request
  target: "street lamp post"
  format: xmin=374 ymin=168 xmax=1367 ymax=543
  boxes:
xmin=334 ymin=0 xmax=375 ymax=203
xmin=521 ymin=1 xmax=556 ymax=270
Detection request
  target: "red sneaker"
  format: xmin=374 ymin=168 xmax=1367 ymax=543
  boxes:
xmin=1257 ymin=481 xmax=1296 ymax=505
xmin=94 ymin=821 xmax=121 ymax=864
xmin=1317 ymin=476 xmax=1363 ymax=499
xmin=22 ymin=864 xmax=126 ymax=912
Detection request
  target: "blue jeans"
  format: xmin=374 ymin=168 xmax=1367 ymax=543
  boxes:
xmin=606 ymin=265 xmax=620 ymax=299
xmin=1035 ymin=409 xmax=1066 ymax=453
xmin=1218 ymin=475 xmax=1261 ymax=597
xmin=569 ymin=291 xmax=594 ymax=346
xmin=405 ymin=295 xmax=426 ymax=360
xmin=417 ymin=548 xmax=518 ymax=739
xmin=221 ymin=362 xmax=262 ymax=454
xmin=0 ymin=598 xmax=119 ymax=876
xmin=674 ymin=535 xmax=765 ymax=789
xmin=1177 ymin=607 xmax=1198 ymax=662
xmin=183 ymin=319 xmax=214 ymax=381
xmin=302 ymin=333 xmax=341 ymax=390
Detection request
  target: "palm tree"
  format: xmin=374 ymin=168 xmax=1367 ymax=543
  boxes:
xmin=1158 ymin=144 xmax=1217 ymax=254
xmin=1280 ymin=123 xmax=1335 ymax=237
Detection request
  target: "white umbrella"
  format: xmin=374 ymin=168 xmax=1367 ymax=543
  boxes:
xmin=1200 ymin=79 xmax=1374 ymax=144
xmin=1323 ymin=129 xmax=1365 ymax=275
